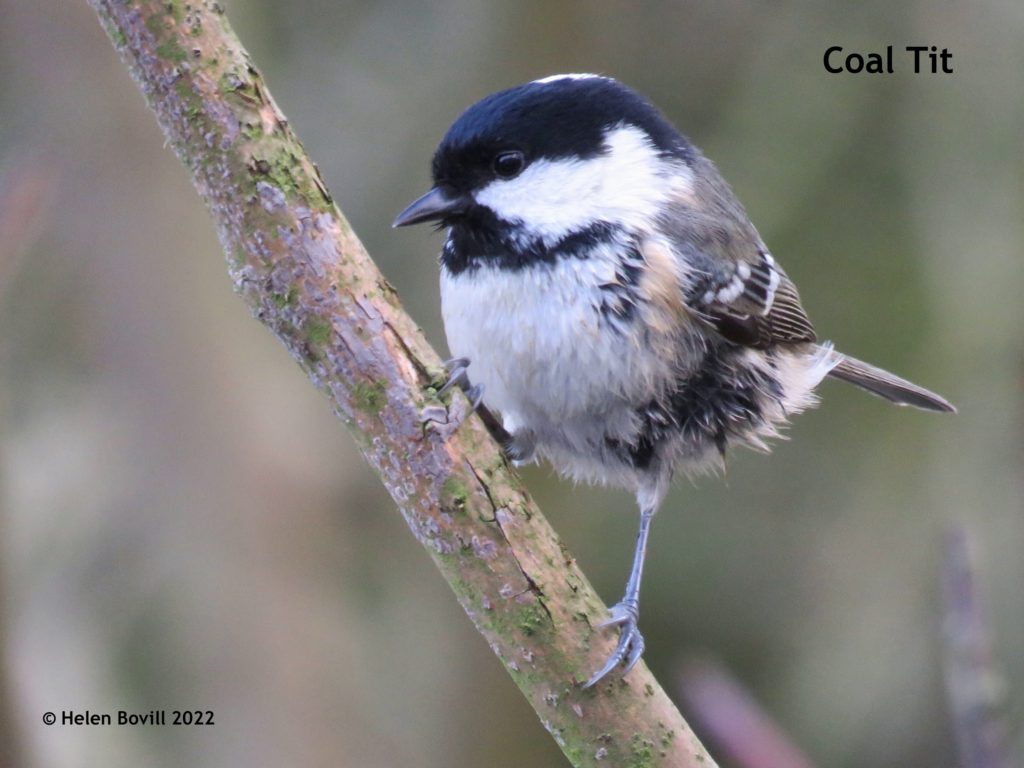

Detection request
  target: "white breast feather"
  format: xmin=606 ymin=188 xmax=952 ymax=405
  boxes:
xmin=441 ymin=250 xmax=673 ymax=428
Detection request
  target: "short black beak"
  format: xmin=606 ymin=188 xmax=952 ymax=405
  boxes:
xmin=392 ymin=187 xmax=469 ymax=228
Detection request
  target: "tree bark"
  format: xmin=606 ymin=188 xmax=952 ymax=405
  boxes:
xmin=87 ymin=2 xmax=718 ymax=765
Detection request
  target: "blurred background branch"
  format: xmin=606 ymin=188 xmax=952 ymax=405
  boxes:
xmin=678 ymin=657 xmax=817 ymax=768
xmin=942 ymin=525 xmax=1019 ymax=768
xmin=0 ymin=157 xmax=56 ymax=298
xmin=0 ymin=155 xmax=56 ymax=768
xmin=83 ymin=1 xmax=717 ymax=765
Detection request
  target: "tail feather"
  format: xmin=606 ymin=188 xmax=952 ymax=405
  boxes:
xmin=827 ymin=353 xmax=956 ymax=413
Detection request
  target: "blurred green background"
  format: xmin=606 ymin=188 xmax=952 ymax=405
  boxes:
xmin=1 ymin=1 xmax=1021 ymax=766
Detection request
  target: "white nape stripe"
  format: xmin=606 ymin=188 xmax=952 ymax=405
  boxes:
xmin=473 ymin=125 xmax=691 ymax=245
xmin=532 ymin=73 xmax=604 ymax=84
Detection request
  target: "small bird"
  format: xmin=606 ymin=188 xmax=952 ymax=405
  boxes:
xmin=394 ymin=74 xmax=954 ymax=688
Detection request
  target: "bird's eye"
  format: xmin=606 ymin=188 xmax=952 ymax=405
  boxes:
xmin=492 ymin=150 xmax=526 ymax=179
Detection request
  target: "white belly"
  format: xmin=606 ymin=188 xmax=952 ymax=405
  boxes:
xmin=440 ymin=258 xmax=664 ymax=434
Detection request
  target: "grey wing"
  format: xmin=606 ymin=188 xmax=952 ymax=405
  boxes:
xmin=693 ymin=248 xmax=817 ymax=348
xmin=658 ymin=178 xmax=816 ymax=348
xmin=655 ymin=159 xmax=955 ymax=413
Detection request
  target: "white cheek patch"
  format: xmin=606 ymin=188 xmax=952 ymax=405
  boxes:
xmin=473 ymin=125 xmax=692 ymax=245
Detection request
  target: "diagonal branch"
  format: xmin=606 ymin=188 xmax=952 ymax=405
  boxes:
xmin=87 ymin=2 xmax=717 ymax=766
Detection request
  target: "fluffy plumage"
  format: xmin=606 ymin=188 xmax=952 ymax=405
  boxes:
xmin=396 ymin=73 xmax=954 ymax=687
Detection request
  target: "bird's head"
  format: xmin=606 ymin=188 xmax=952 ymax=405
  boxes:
xmin=394 ymin=74 xmax=696 ymax=269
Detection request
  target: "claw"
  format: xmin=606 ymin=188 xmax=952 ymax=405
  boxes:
xmin=438 ymin=357 xmax=470 ymax=396
xmin=623 ymin=633 xmax=646 ymax=674
xmin=464 ymin=383 xmax=485 ymax=411
xmin=596 ymin=601 xmax=634 ymax=629
xmin=583 ymin=600 xmax=644 ymax=689
xmin=436 ymin=357 xmax=484 ymax=412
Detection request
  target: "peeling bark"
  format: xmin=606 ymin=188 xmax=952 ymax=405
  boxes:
xmin=87 ymin=2 xmax=718 ymax=765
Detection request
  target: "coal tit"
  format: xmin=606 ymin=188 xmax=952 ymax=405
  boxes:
xmin=395 ymin=74 xmax=954 ymax=688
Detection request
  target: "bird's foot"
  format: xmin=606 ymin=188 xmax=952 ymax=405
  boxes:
xmin=420 ymin=358 xmax=483 ymax=436
xmin=436 ymin=357 xmax=486 ymax=410
xmin=425 ymin=359 xmax=530 ymax=460
xmin=583 ymin=599 xmax=645 ymax=688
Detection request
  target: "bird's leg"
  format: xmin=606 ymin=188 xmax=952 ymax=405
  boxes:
xmin=584 ymin=504 xmax=655 ymax=688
